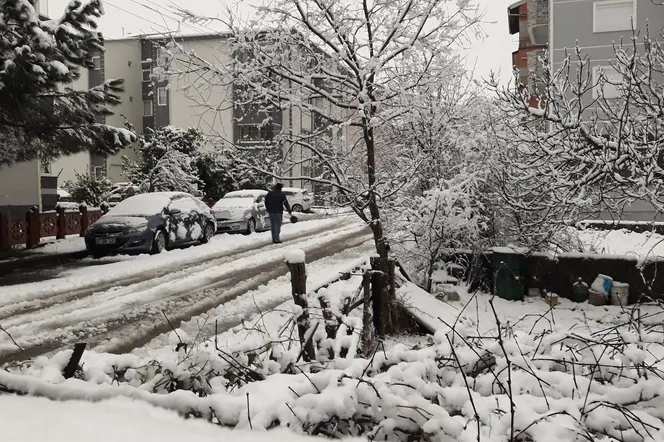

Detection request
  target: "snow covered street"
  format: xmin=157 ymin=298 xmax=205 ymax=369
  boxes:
xmin=0 ymin=217 xmax=372 ymax=363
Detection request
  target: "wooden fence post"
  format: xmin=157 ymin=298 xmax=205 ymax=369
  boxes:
xmin=63 ymin=343 xmax=87 ymax=379
xmin=56 ymin=206 xmax=66 ymax=240
xmin=285 ymin=249 xmax=316 ymax=362
xmin=79 ymin=205 xmax=88 ymax=237
xmin=26 ymin=206 xmax=40 ymax=249
xmin=0 ymin=213 xmax=9 ymax=253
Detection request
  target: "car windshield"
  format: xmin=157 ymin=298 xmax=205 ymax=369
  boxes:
xmin=107 ymin=194 xmax=172 ymax=217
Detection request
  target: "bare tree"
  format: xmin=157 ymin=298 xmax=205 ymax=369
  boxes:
xmin=172 ymin=0 xmax=482 ymax=264
xmin=489 ymin=27 xmax=664 ymax=234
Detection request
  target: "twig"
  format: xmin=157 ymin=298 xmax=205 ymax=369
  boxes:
xmin=447 ymin=335 xmax=481 ymax=442
xmin=246 ymin=393 xmax=253 ymax=430
xmin=0 ymin=323 xmax=22 ymax=351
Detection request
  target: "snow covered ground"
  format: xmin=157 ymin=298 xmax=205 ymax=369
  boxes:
xmin=3 ymin=395 xmax=365 ymax=442
xmin=576 ymin=227 xmax=664 ymax=260
xmin=4 ymin=276 xmax=664 ymax=441
xmin=0 ymin=217 xmax=354 ymax=306
xmin=0 ymin=220 xmax=371 ymax=360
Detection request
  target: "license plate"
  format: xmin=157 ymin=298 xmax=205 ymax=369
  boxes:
xmin=95 ymin=237 xmax=116 ymax=245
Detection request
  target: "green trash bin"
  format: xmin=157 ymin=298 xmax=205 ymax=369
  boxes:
xmin=492 ymin=247 xmax=525 ymax=301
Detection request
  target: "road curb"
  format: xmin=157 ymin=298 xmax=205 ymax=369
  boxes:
xmin=0 ymin=250 xmax=89 ymax=278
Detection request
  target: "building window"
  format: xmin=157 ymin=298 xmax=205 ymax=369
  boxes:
xmin=92 ymin=52 xmax=101 ymax=70
xmin=237 ymin=124 xmax=273 ymax=143
xmin=142 ymin=67 xmax=151 ymax=82
xmin=156 ymin=46 xmax=166 ymax=67
xmin=143 ymin=100 xmax=153 ymax=117
xmin=593 ymin=0 xmax=635 ymax=33
xmin=593 ymin=65 xmax=622 ymax=99
xmin=157 ymin=87 xmax=167 ymax=106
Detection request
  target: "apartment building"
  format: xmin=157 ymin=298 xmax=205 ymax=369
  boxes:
xmin=507 ymin=0 xmax=664 ymax=220
xmin=99 ymin=33 xmax=341 ymax=191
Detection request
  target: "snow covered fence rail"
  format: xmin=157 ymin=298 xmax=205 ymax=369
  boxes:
xmin=0 ymin=205 xmax=105 ymax=253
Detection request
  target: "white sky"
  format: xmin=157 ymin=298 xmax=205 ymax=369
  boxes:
xmin=45 ymin=0 xmax=518 ymax=85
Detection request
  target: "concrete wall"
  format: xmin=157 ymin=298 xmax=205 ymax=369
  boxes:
xmin=0 ymin=160 xmax=41 ymax=219
xmin=168 ymin=37 xmax=235 ymax=152
xmin=105 ymin=39 xmax=143 ymax=183
xmin=551 ymin=0 xmax=664 ymax=68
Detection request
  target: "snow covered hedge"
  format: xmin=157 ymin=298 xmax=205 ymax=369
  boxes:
xmin=3 ymin=281 xmax=664 ymax=441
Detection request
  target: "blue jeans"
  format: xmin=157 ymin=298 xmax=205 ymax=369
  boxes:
xmin=269 ymin=212 xmax=283 ymax=243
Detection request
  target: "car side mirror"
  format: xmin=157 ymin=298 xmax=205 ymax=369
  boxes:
xmin=167 ymin=208 xmax=182 ymax=215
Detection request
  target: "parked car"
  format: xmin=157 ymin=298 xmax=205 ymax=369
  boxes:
xmin=211 ymin=190 xmax=270 ymax=234
xmin=84 ymin=192 xmax=216 ymax=258
xmin=282 ymin=187 xmax=314 ymax=212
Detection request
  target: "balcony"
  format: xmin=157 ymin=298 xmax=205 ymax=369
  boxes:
xmin=527 ymin=0 xmax=549 ymax=46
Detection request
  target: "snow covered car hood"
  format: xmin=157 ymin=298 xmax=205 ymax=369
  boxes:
xmin=90 ymin=216 xmax=150 ymax=233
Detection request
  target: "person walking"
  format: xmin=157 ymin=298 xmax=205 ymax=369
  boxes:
xmin=265 ymin=183 xmax=292 ymax=244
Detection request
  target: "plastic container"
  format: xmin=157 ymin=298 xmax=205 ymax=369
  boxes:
xmin=589 ymin=289 xmax=608 ymax=306
xmin=610 ymin=282 xmax=629 ymax=306
xmin=571 ymin=278 xmax=589 ymax=303
xmin=492 ymin=248 xmax=525 ymax=301
xmin=591 ymin=274 xmax=613 ymax=295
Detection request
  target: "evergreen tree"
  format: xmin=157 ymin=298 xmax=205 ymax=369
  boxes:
xmin=0 ymin=0 xmax=135 ymax=166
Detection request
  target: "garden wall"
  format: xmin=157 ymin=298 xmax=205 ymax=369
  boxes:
xmin=446 ymin=250 xmax=664 ymax=304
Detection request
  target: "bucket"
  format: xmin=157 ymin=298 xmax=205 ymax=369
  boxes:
xmin=589 ymin=289 xmax=608 ymax=306
xmin=610 ymin=282 xmax=629 ymax=306
xmin=591 ymin=274 xmax=613 ymax=295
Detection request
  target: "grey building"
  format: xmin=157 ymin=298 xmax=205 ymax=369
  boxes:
xmin=511 ymin=0 xmax=664 ymax=220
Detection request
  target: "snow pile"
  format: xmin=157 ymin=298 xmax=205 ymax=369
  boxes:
xmin=576 ymin=227 xmax=664 ymax=260
xmin=5 ymin=276 xmax=664 ymax=441
xmin=3 ymin=395 xmax=365 ymax=442
xmin=284 ymin=248 xmax=306 ymax=264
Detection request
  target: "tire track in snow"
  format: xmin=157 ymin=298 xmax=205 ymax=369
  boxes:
xmin=0 ymin=218 xmax=354 ymax=320
xmin=0 ymin=226 xmax=372 ymax=363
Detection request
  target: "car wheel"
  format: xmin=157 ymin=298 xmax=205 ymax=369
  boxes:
xmin=151 ymin=230 xmax=167 ymax=254
xmin=92 ymin=251 xmax=104 ymax=260
xmin=201 ymin=222 xmax=215 ymax=244
xmin=245 ymin=218 xmax=256 ymax=235
xmin=292 ymin=204 xmax=303 ymax=213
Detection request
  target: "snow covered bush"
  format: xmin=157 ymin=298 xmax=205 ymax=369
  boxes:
xmin=123 ymin=126 xmax=203 ymax=196
xmin=62 ymin=172 xmax=112 ymax=206
xmin=398 ymin=172 xmax=488 ymax=291
xmin=196 ymin=150 xmax=269 ymax=202
xmin=4 ymin=290 xmax=664 ymax=442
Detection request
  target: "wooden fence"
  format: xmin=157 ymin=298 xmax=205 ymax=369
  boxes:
xmin=0 ymin=205 xmax=107 ymax=252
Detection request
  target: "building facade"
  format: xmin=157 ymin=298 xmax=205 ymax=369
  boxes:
xmin=102 ymin=33 xmax=343 ymax=190
xmin=508 ymin=0 xmax=664 ymax=221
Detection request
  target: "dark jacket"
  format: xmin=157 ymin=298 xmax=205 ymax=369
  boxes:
xmin=265 ymin=189 xmax=291 ymax=214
